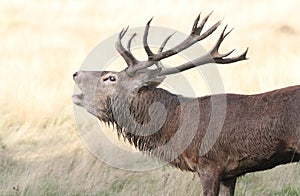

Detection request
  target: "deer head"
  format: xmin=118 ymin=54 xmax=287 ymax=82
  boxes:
xmin=72 ymin=12 xmax=248 ymax=123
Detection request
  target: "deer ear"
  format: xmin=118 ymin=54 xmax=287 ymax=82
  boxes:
xmin=136 ymin=68 xmax=165 ymax=88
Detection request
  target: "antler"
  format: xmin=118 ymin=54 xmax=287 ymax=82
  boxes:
xmin=115 ymin=26 xmax=138 ymax=66
xmin=115 ymin=12 xmax=248 ymax=76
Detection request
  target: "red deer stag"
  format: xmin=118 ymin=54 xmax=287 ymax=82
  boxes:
xmin=72 ymin=13 xmax=300 ymax=196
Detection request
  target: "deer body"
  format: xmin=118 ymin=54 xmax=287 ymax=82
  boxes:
xmin=116 ymin=85 xmax=300 ymax=170
xmin=73 ymin=13 xmax=300 ymax=196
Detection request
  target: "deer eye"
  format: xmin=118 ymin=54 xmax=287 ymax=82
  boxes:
xmin=109 ymin=76 xmax=116 ymax=81
xmin=103 ymin=76 xmax=116 ymax=82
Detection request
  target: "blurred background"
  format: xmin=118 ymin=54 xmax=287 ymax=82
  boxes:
xmin=0 ymin=0 xmax=299 ymax=195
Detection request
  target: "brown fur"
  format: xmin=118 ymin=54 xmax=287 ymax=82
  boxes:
xmin=100 ymin=84 xmax=300 ymax=195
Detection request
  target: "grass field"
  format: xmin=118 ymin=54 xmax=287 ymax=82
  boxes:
xmin=1 ymin=0 xmax=300 ymax=195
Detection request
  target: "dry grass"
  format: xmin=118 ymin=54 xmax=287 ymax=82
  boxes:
xmin=0 ymin=0 xmax=300 ymax=195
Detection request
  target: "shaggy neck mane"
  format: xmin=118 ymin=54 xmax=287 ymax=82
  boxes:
xmin=108 ymin=87 xmax=182 ymax=153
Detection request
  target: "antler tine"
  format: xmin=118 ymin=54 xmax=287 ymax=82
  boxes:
xmin=209 ymin=25 xmax=249 ymax=62
xmin=192 ymin=11 xmax=213 ymax=35
xmin=143 ymin=17 xmax=155 ymax=57
xmin=158 ymin=32 xmax=176 ymax=53
xmin=119 ymin=26 xmax=129 ymax=39
xmin=210 ymin=25 xmax=233 ymax=57
xmin=115 ymin=27 xmax=138 ymax=66
xmin=191 ymin=13 xmax=200 ymax=34
xmin=127 ymin=33 xmax=137 ymax=51
xmin=154 ymin=32 xmax=176 ymax=69
xmin=125 ymin=18 xmax=157 ymax=76
xmin=198 ymin=19 xmax=222 ymax=41
xmin=126 ymin=18 xmax=176 ymax=75
xmin=215 ymin=47 xmax=249 ymax=64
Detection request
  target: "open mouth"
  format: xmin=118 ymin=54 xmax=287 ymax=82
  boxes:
xmin=72 ymin=92 xmax=84 ymax=105
xmin=72 ymin=81 xmax=84 ymax=106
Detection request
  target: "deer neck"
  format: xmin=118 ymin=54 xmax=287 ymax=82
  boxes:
xmin=109 ymin=87 xmax=181 ymax=151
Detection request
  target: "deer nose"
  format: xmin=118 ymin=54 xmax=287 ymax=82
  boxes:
xmin=73 ymin=72 xmax=78 ymax=80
